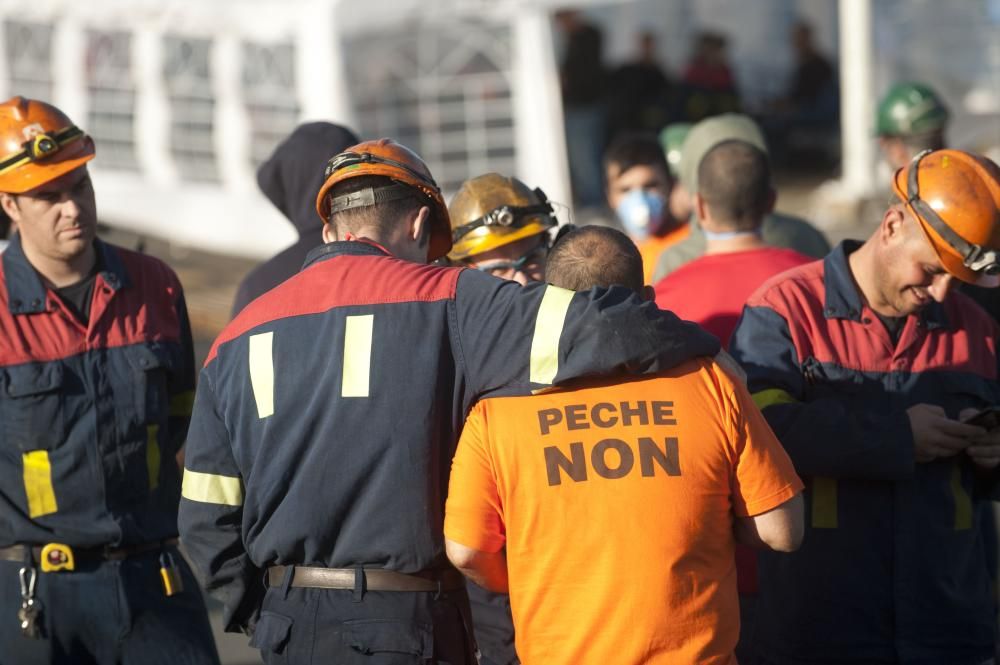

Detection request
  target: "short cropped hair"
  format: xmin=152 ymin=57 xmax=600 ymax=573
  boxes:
xmin=603 ymin=133 xmax=671 ymax=179
xmin=326 ymin=175 xmax=425 ymax=235
xmin=546 ymin=225 xmax=644 ymax=293
xmin=697 ymin=140 xmax=771 ymax=231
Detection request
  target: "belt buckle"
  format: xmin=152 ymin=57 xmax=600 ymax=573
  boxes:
xmin=40 ymin=543 xmax=75 ymax=572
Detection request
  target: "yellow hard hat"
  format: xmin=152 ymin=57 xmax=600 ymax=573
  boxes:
xmin=448 ymin=173 xmax=556 ymax=262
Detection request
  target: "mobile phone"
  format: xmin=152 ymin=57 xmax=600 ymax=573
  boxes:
xmin=962 ymin=406 xmax=1000 ymax=431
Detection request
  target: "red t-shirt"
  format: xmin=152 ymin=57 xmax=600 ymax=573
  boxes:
xmin=654 ymin=246 xmax=813 ymax=594
xmin=655 ymin=247 xmax=815 ymax=348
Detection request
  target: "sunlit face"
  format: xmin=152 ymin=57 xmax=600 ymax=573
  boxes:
xmin=605 ymin=163 xmax=671 ymax=212
xmin=1 ymin=166 xmax=97 ymax=265
xmin=463 ymin=233 xmax=547 ymax=285
xmin=876 ymin=212 xmax=957 ymax=317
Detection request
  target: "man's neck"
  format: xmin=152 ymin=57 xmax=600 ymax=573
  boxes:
xmin=703 ymin=227 xmax=766 ymax=255
xmin=24 ymin=242 xmax=97 ymax=289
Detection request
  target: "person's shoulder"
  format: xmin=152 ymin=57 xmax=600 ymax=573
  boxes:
xmin=109 ymin=242 xmax=182 ymax=290
xmin=762 ymin=246 xmax=817 ymax=267
xmin=745 ymin=257 xmax=823 ymax=309
xmin=656 ymin=254 xmax=711 ymax=288
xmin=763 ymin=211 xmax=830 ymax=256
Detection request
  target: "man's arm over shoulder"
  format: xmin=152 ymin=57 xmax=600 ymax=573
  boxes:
xmin=722 ymin=366 xmax=805 ymax=551
xmin=444 ymin=401 xmax=509 ymax=592
xmin=730 ymin=294 xmax=914 ymax=481
xmin=453 ymin=269 xmax=720 ymax=400
xmin=177 ymin=368 xmax=261 ymax=634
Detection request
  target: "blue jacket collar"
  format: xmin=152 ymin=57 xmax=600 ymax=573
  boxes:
xmin=302 ymin=240 xmax=391 ymax=271
xmin=3 ymin=235 xmax=128 ymax=315
xmin=823 ymin=240 xmax=948 ymax=330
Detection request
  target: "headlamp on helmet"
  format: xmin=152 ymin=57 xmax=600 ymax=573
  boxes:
xmin=451 ymin=191 xmax=555 ymax=243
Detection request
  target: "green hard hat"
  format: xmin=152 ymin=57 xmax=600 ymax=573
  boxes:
xmin=876 ymin=82 xmax=949 ymax=137
xmin=659 ymin=123 xmax=692 ymax=177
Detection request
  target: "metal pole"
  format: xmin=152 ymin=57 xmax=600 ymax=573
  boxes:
xmin=838 ymin=0 xmax=875 ymax=198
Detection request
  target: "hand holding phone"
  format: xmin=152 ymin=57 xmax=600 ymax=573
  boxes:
xmin=961 ymin=406 xmax=1000 ymax=432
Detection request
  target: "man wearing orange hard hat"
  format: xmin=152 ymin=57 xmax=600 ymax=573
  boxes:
xmin=730 ymin=148 xmax=1000 ymax=662
xmin=0 ymin=97 xmax=218 ymax=663
xmin=178 ymin=137 xmax=721 ymax=663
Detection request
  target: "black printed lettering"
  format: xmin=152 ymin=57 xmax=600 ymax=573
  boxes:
xmin=544 ymin=442 xmax=587 ymax=486
xmin=538 ymin=408 xmax=562 ymax=435
xmin=651 ymin=401 xmax=677 ymax=426
xmin=591 ymin=438 xmax=634 ymax=479
xmin=619 ymin=401 xmax=649 ymax=427
xmin=565 ymin=404 xmax=588 ymax=430
xmin=639 ymin=437 xmax=681 ymax=477
xmin=591 ymin=402 xmax=618 ymax=428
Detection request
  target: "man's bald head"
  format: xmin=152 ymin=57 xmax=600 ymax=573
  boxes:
xmin=546 ymin=225 xmax=644 ymax=293
xmin=697 ymin=140 xmax=774 ymax=232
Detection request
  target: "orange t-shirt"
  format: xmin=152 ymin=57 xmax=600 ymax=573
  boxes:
xmin=638 ymin=223 xmax=691 ymax=284
xmin=444 ymin=359 xmax=802 ymax=665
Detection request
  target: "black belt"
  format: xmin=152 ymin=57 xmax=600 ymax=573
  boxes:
xmin=0 ymin=539 xmax=178 ymax=567
xmin=267 ymin=565 xmax=466 ymax=593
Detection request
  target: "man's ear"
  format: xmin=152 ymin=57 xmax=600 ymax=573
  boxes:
xmin=1 ymin=193 xmax=20 ymax=222
xmin=321 ymin=222 xmax=336 ymax=244
xmin=694 ymin=192 xmax=710 ymax=225
xmin=880 ymin=205 xmax=906 ymax=244
xmin=411 ymin=205 xmax=431 ymax=246
xmin=764 ymin=187 xmax=777 ymax=215
xmin=641 ymin=284 xmax=657 ymax=302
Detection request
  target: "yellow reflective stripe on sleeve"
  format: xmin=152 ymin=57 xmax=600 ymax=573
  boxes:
xmin=529 ymin=285 xmax=575 ymax=385
xmin=751 ymin=388 xmax=798 ymax=410
xmin=147 ymin=425 xmax=161 ymax=492
xmin=249 ymin=332 xmax=275 ymax=419
xmin=169 ymin=391 xmax=195 ymax=417
xmin=342 ymin=314 xmax=374 ymax=397
xmin=182 ymin=469 xmax=244 ymax=506
xmin=811 ymin=476 xmax=837 ymax=528
xmin=22 ymin=451 xmax=58 ymax=518
xmin=951 ymin=462 xmax=972 ymax=531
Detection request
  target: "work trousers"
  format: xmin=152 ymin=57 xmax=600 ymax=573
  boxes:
xmin=0 ymin=547 xmax=219 ymax=665
xmin=467 ymin=582 xmax=518 ymax=665
xmin=252 ymin=574 xmax=477 ymax=664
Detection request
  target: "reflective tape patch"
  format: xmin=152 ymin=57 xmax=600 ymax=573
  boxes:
xmin=169 ymin=391 xmax=195 ymax=417
xmin=249 ymin=332 xmax=275 ymax=419
xmin=752 ymin=388 xmax=798 ymax=411
xmin=181 ymin=469 xmax=244 ymax=506
xmin=147 ymin=425 xmax=160 ymax=492
xmin=342 ymin=315 xmax=374 ymax=398
xmin=529 ymin=286 xmax=575 ymax=385
xmin=811 ymin=476 xmax=837 ymax=528
xmin=22 ymin=451 xmax=58 ymax=518
xmin=951 ymin=462 xmax=972 ymax=531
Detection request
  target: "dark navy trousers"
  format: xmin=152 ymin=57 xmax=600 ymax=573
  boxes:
xmin=0 ymin=548 xmax=218 ymax=665
xmin=251 ymin=578 xmax=476 ymax=664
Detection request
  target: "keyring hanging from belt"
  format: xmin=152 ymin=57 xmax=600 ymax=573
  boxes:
xmin=18 ymin=565 xmax=42 ymax=639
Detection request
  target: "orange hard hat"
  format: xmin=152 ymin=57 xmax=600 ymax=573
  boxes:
xmin=0 ymin=96 xmax=95 ymax=194
xmin=892 ymin=149 xmax=1000 ymax=287
xmin=315 ymin=139 xmax=451 ymax=260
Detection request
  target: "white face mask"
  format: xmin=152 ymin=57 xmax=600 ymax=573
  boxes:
xmin=615 ymin=189 xmax=666 ymax=241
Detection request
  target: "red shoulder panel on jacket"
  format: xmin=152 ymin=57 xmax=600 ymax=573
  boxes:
xmin=751 ymin=261 xmax=998 ymax=380
xmin=0 ymin=247 xmax=184 ymax=367
xmin=205 ymin=254 xmax=462 ymax=366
